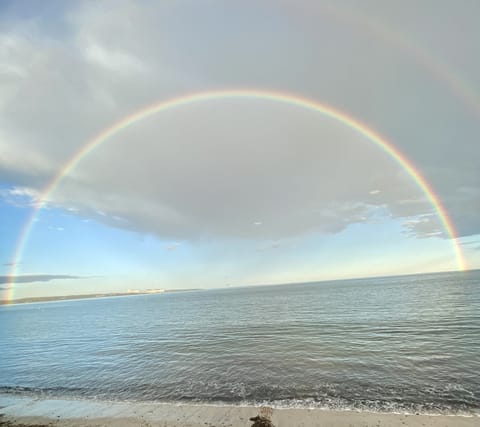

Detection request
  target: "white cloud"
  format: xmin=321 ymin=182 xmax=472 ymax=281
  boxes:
xmin=165 ymin=243 xmax=181 ymax=251
xmin=0 ymin=186 xmax=41 ymax=207
xmin=402 ymin=214 xmax=444 ymax=238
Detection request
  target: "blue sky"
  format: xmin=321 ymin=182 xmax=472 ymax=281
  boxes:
xmin=1 ymin=1 xmax=479 ymax=300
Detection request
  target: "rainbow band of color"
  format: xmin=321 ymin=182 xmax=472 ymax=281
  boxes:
xmin=5 ymin=89 xmax=467 ymax=303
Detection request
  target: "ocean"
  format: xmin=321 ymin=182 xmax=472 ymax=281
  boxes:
xmin=1 ymin=270 xmax=479 ymax=415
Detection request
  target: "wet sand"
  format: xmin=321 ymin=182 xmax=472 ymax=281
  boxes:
xmin=0 ymin=394 xmax=477 ymax=427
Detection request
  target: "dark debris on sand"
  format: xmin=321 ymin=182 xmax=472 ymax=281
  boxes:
xmin=250 ymin=415 xmax=275 ymax=427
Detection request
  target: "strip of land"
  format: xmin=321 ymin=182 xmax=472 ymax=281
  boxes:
xmin=1 ymin=289 xmax=200 ymax=305
xmin=0 ymin=395 xmax=477 ymax=427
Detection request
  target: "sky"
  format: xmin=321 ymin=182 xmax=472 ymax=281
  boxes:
xmin=1 ymin=0 xmax=479 ymax=300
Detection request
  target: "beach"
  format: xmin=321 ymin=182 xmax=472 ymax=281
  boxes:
xmin=0 ymin=395 xmax=478 ymax=427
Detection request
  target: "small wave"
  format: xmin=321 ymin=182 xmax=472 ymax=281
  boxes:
xmin=243 ymin=397 xmax=480 ymax=416
xmin=2 ymin=385 xmax=478 ymax=416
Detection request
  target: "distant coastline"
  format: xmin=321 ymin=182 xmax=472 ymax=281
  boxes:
xmin=1 ymin=288 xmax=201 ymax=305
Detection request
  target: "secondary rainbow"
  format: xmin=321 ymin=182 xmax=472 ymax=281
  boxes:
xmin=5 ymin=89 xmax=467 ymax=303
xmin=306 ymin=2 xmax=480 ymax=120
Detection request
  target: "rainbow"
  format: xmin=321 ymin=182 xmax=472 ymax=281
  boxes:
xmin=4 ymin=89 xmax=467 ymax=303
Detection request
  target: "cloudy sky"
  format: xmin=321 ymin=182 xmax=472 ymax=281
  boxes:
xmin=1 ymin=0 xmax=479 ymax=300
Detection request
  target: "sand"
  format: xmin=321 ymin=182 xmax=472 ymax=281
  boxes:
xmin=0 ymin=394 xmax=477 ymax=427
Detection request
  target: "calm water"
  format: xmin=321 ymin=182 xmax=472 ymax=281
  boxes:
xmin=1 ymin=271 xmax=479 ymax=414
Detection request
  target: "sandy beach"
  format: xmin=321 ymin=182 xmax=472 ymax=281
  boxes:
xmin=0 ymin=395 xmax=477 ymax=427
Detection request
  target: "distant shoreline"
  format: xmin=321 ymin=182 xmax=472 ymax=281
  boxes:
xmin=0 ymin=289 xmax=201 ymax=306
xmin=3 ymin=269 xmax=479 ymax=306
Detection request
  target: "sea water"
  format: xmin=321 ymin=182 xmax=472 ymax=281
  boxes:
xmin=1 ymin=270 xmax=479 ymax=414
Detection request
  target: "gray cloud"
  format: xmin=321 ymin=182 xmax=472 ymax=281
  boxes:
xmin=0 ymin=275 xmax=84 ymax=285
xmin=0 ymin=0 xmax=478 ymax=241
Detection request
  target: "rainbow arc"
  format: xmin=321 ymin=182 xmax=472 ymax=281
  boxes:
xmin=5 ymin=89 xmax=467 ymax=303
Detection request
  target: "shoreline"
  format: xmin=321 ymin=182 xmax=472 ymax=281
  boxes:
xmin=0 ymin=395 xmax=478 ymax=427
xmin=0 ymin=289 xmax=202 ymax=306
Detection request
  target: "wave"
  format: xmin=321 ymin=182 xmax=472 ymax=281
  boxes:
xmin=1 ymin=385 xmax=478 ymax=416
